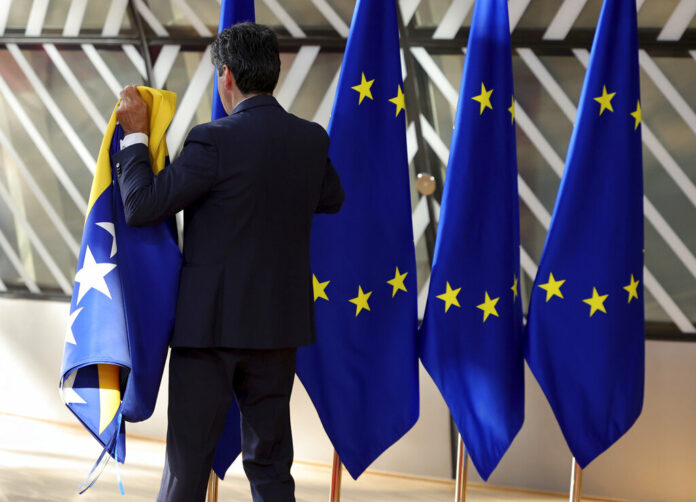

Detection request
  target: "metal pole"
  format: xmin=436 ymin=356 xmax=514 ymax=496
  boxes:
xmin=329 ymin=450 xmax=343 ymax=502
xmin=569 ymin=458 xmax=583 ymax=502
xmin=207 ymin=470 xmax=219 ymax=502
xmin=454 ymin=435 xmax=468 ymax=502
xmin=127 ymin=0 xmax=154 ymax=86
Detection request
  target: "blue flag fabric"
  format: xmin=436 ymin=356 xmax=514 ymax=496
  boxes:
xmin=295 ymin=0 xmax=419 ymax=479
xmin=210 ymin=0 xmax=254 ymax=479
xmin=59 ymin=88 xmax=181 ymax=486
xmin=418 ymin=0 xmax=524 ymax=481
xmin=525 ymin=0 xmax=644 ymax=468
xmin=211 ymin=0 xmax=255 ymax=121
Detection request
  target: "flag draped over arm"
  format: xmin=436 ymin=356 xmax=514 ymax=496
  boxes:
xmin=210 ymin=0 xmax=255 ymax=479
xmin=295 ymin=0 xmax=419 ymax=479
xmin=59 ymin=88 xmax=181 ymax=487
xmin=525 ymin=0 xmax=644 ymax=468
xmin=418 ymin=0 xmax=524 ymax=481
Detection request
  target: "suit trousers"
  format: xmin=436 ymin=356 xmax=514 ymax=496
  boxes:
xmin=157 ymin=346 xmax=297 ymax=502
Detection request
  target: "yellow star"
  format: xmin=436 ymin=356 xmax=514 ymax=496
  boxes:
xmin=313 ymin=274 xmax=330 ymax=302
xmin=387 ymin=267 xmax=408 ymax=297
xmin=630 ymin=100 xmax=642 ymax=130
xmin=583 ymin=287 xmax=608 ymax=317
xmin=472 ymin=82 xmax=493 ymax=115
xmin=349 ymin=285 xmax=372 ymax=316
xmin=477 ymin=291 xmax=500 ymax=322
xmin=389 ymin=85 xmax=406 ymax=117
xmin=623 ymin=274 xmax=640 ymax=303
xmin=594 ymin=85 xmax=616 ymax=115
xmin=508 ymin=97 xmax=515 ymax=124
xmin=436 ymin=282 xmax=461 ymax=313
xmin=351 ymin=72 xmax=374 ymax=105
xmin=538 ymin=272 xmax=565 ymax=302
xmin=511 ymin=275 xmax=518 ymax=301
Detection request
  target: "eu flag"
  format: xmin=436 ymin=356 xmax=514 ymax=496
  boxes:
xmin=418 ymin=0 xmax=524 ymax=480
xmin=59 ymin=88 xmax=181 ymax=490
xmin=212 ymin=0 xmax=255 ymax=121
xmin=210 ymin=0 xmax=255 ymax=479
xmin=525 ymin=0 xmax=644 ymax=468
xmin=295 ymin=0 xmax=419 ymax=479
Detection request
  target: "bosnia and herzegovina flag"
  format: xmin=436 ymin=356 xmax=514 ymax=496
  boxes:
xmin=59 ymin=88 xmax=181 ymax=487
xmin=418 ymin=0 xmax=524 ymax=480
xmin=209 ymin=0 xmax=255 ymax=480
xmin=525 ymin=0 xmax=644 ymax=468
xmin=295 ymin=0 xmax=418 ymax=479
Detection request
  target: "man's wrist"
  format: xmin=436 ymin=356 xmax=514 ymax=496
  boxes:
xmin=120 ymin=132 xmax=149 ymax=150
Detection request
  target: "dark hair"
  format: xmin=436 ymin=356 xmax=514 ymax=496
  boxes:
xmin=210 ymin=22 xmax=280 ymax=95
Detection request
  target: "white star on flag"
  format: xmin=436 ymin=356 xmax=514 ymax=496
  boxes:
xmin=96 ymin=222 xmax=117 ymax=258
xmin=65 ymin=307 xmax=83 ymax=345
xmin=61 ymin=370 xmax=87 ymax=405
xmin=74 ymin=247 xmax=117 ymax=304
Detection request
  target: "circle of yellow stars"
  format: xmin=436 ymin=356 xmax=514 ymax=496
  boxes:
xmin=535 ymin=271 xmax=641 ymax=317
xmin=334 ymin=82 xmax=641 ymax=323
xmin=430 ymin=270 xmax=640 ymax=321
xmin=591 ymin=83 xmax=641 ymax=129
xmin=434 ymin=275 xmax=519 ymax=323
xmin=351 ymin=72 xmax=406 ymax=117
xmin=312 ymin=267 xmax=409 ymax=317
xmin=465 ymin=81 xmax=640 ymax=128
xmin=528 ymin=86 xmax=642 ymax=318
xmin=466 ymin=81 xmax=517 ymax=123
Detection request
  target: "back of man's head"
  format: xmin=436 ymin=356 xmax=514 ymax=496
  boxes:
xmin=211 ymin=23 xmax=280 ymax=95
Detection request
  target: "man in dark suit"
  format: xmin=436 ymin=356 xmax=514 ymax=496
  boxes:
xmin=114 ymin=23 xmax=344 ymax=502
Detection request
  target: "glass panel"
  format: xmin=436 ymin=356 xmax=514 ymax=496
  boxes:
xmin=5 ymin=1 xmax=31 ymax=32
xmin=325 ymin=0 xmax=355 ymax=26
xmin=43 ymin=0 xmax=73 ymax=32
xmin=60 ymin=48 xmax=120 ymax=118
xmin=147 ymin=0 xmax=221 ymax=29
xmin=0 ymin=0 xmax=692 ymax=333
xmin=413 ymin=0 xmax=456 ymax=29
xmin=82 ymin=1 xmax=133 ymax=32
xmin=0 ymin=194 xmax=26 ymax=289
xmin=637 ymin=0 xmax=682 ymax=29
xmin=288 ymin=52 xmax=341 ymax=119
xmin=515 ymin=0 xmax=567 ymax=30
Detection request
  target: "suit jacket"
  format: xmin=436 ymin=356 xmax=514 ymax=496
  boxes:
xmin=113 ymin=94 xmax=344 ymax=349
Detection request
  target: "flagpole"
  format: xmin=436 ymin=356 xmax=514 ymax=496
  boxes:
xmin=569 ymin=458 xmax=582 ymax=502
xmin=329 ymin=450 xmax=343 ymax=502
xmin=454 ymin=435 xmax=468 ymax=502
xmin=207 ymin=470 xmax=219 ymax=502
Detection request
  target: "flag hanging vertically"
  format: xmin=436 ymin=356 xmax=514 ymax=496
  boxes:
xmin=59 ymin=88 xmax=181 ymax=489
xmin=418 ymin=0 xmax=524 ymax=480
xmin=295 ymin=0 xmax=419 ymax=479
xmin=211 ymin=0 xmax=255 ymax=121
xmin=210 ymin=0 xmax=254 ymax=479
xmin=525 ymin=0 xmax=644 ymax=468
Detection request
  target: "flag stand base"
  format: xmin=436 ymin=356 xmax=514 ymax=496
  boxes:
xmin=207 ymin=470 xmax=219 ymax=502
xmin=569 ymin=458 xmax=582 ymax=502
xmin=454 ymin=436 xmax=468 ymax=502
xmin=330 ymin=450 xmax=343 ymax=502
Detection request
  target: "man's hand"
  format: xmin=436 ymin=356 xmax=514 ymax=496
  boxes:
xmin=116 ymin=85 xmax=149 ymax=136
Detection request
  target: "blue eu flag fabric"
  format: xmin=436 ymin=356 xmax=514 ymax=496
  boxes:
xmin=210 ymin=0 xmax=254 ymax=478
xmin=295 ymin=0 xmax=419 ymax=479
xmin=59 ymin=88 xmax=181 ymax=489
xmin=525 ymin=0 xmax=644 ymax=468
xmin=418 ymin=0 xmax=524 ymax=481
xmin=211 ymin=0 xmax=255 ymax=121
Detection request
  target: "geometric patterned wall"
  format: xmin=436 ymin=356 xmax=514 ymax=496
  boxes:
xmin=0 ymin=0 xmax=694 ymax=337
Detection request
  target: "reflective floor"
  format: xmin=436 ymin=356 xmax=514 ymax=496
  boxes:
xmin=0 ymin=414 xmax=572 ymax=501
